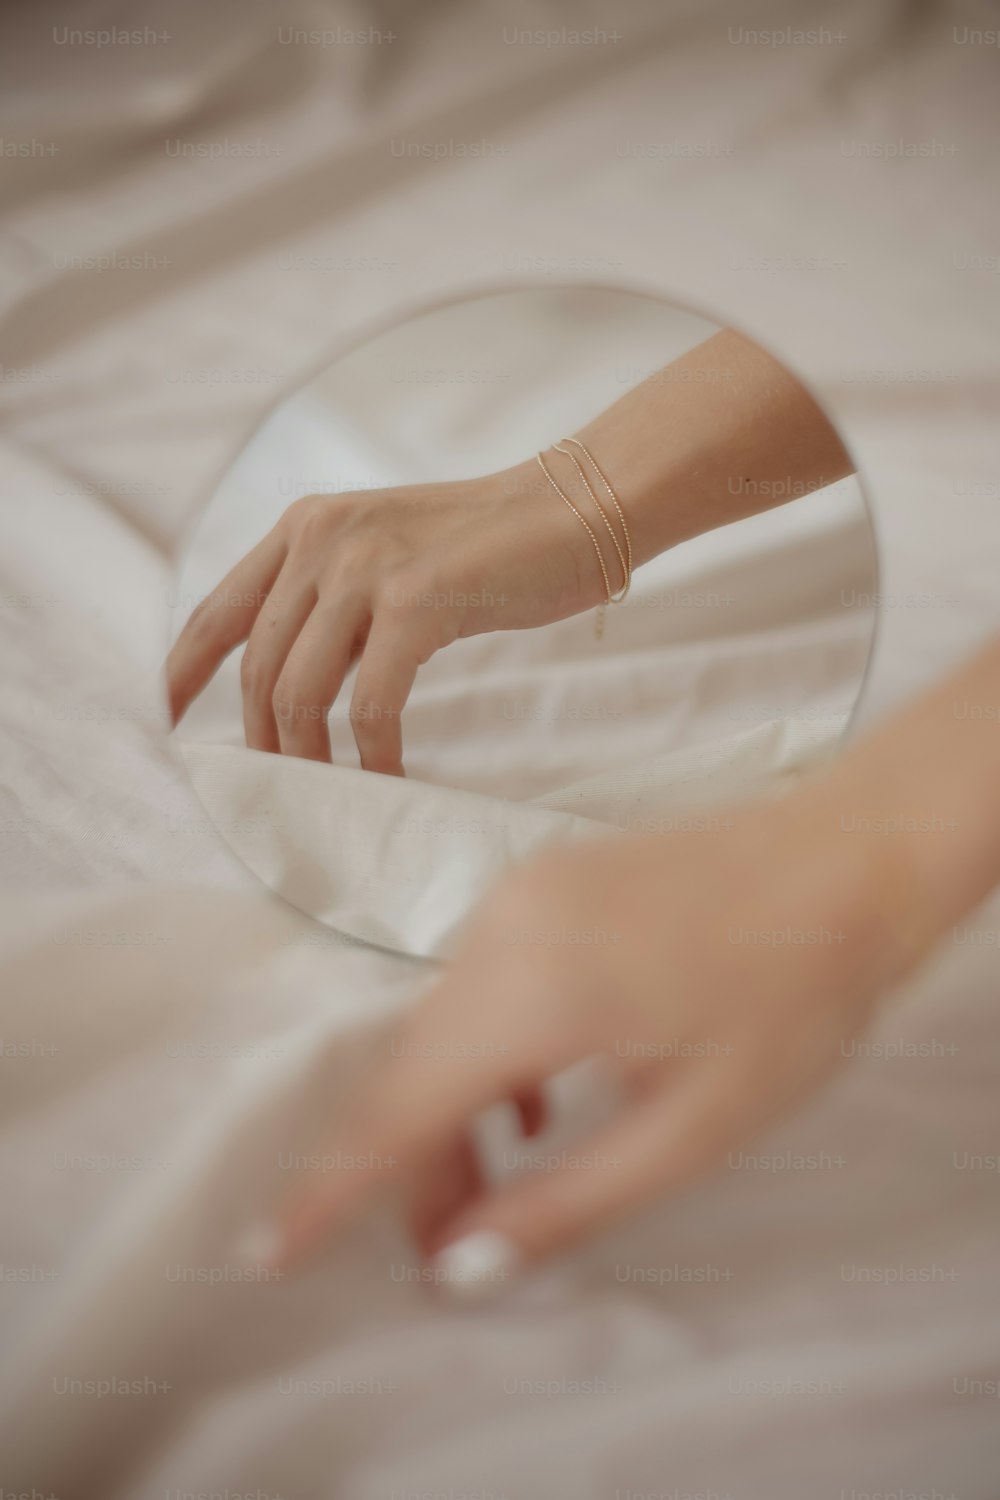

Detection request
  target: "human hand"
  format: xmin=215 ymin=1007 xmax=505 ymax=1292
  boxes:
xmin=166 ymin=458 xmax=605 ymax=770
xmin=165 ymin=325 xmax=858 ymax=771
xmin=263 ymin=786 xmax=888 ymax=1292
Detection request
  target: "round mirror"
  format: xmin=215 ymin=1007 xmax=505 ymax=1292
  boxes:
xmin=167 ymin=286 xmax=877 ymax=953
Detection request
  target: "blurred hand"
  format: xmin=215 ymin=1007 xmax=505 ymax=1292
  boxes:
xmin=166 ymin=460 xmax=603 ymax=771
xmin=266 ymin=788 xmax=885 ymax=1291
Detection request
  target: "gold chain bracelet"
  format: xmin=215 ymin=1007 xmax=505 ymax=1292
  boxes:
xmin=554 ymin=438 xmax=632 ymax=602
xmin=536 ymin=438 xmax=633 ymax=639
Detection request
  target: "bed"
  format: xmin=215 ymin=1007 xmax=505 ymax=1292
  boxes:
xmin=1 ymin=2 xmax=998 ymax=1496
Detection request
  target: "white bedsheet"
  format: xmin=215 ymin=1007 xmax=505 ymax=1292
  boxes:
xmin=1 ymin=2 xmax=999 ymax=1497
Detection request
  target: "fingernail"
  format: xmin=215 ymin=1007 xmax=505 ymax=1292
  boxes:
xmin=429 ymin=1230 xmax=521 ymax=1302
xmin=235 ymin=1220 xmax=282 ymax=1267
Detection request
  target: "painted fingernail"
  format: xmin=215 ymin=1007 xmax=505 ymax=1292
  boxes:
xmin=235 ymin=1220 xmax=282 ymax=1267
xmin=429 ymin=1231 xmax=521 ymax=1301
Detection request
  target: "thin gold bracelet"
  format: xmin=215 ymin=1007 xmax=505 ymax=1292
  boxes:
xmin=553 ymin=438 xmax=632 ymax=601
xmin=536 ymin=451 xmax=613 ymax=606
xmin=536 ymin=441 xmax=633 ymax=639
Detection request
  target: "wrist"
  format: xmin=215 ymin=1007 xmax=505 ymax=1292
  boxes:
xmin=782 ymin=746 xmax=968 ymax=1000
xmin=496 ymin=456 xmax=613 ymax=616
xmin=811 ymin=638 xmax=1000 ymax=977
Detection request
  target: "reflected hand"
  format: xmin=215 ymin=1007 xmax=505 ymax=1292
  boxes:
xmin=166 ymin=460 xmax=602 ymax=769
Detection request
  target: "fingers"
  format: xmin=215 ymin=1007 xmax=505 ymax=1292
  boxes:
xmin=269 ymin=963 xmax=574 ymax=1270
xmin=348 ymin=612 xmax=421 ymax=776
xmin=273 ymin=596 xmax=369 ymax=761
xmin=166 ymin=530 xmax=286 ymax=725
xmin=406 ymin=1092 xmax=545 ymax=1258
xmin=168 ymin=502 xmax=458 ymax=771
xmin=513 ymin=1085 xmax=547 ymax=1138
xmin=428 ymin=1060 xmax=749 ymax=1281
xmin=240 ymin=565 xmax=318 ymax=752
xmin=404 ymin=1131 xmax=483 ymax=1259
xmin=351 ymin=595 xmax=459 ymax=775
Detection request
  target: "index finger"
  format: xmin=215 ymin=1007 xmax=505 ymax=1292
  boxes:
xmin=166 ymin=529 xmax=286 ymax=724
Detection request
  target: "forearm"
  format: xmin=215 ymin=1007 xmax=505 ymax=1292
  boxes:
xmin=795 ymin=634 xmax=1000 ymax=985
xmin=561 ymin=327 xmax=854 ymax=567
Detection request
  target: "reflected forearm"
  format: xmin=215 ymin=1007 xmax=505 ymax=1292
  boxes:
xmin=561 ymin=327 xmax=854 ymax=567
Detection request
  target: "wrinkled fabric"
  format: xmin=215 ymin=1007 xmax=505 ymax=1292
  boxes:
xmin=1 ymin=1 xmax=999 ymax=1498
